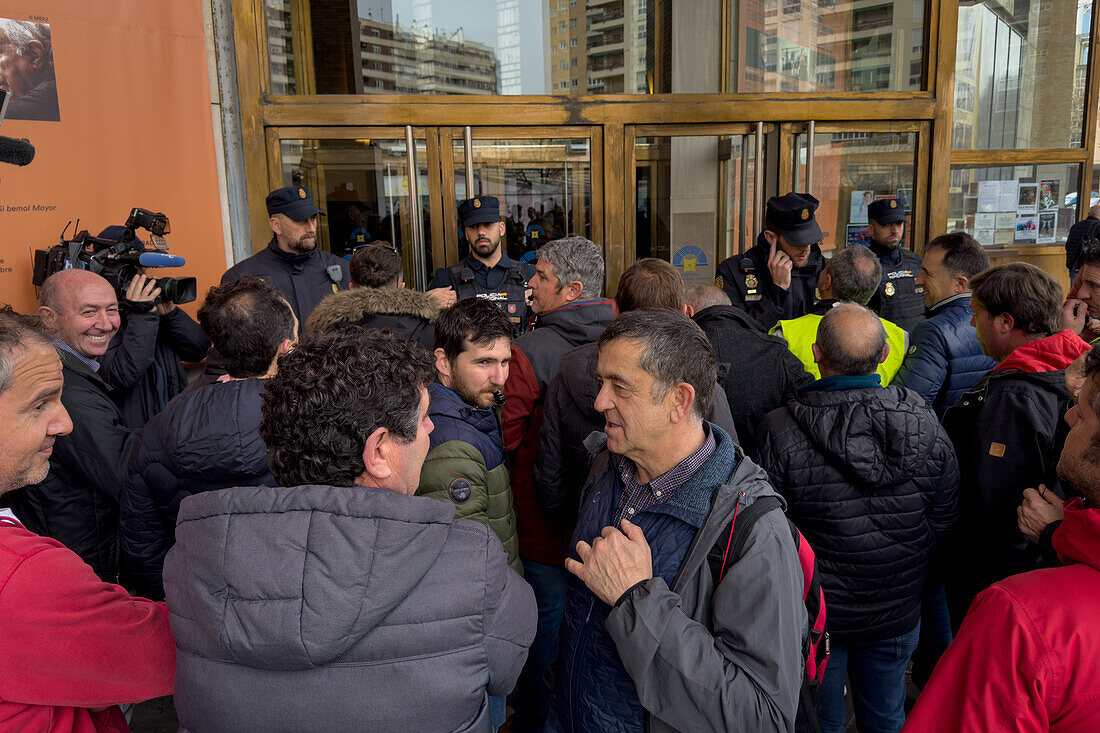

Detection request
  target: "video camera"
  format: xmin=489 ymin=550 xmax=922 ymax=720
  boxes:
xmin=32 ymin=207 xmax=197 ymax=305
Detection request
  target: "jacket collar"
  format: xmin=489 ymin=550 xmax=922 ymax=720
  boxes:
xmin=265 ymin=236 xmax=316 ymax=265
xmin=305 ymin=286 xmax=439 ymax=334
xmin=927 ymin=292 xmax=972 ymax=316
xmin=691 ymin=304 xmax=766 ymax=333
xmin=869 ymin=240 xmax=903 ymax=265
xmin=612 ymin=423 xmax=738 ymax=529
xmin=993 ymin=330 xmax=1090 ymax=374
xmin=427 ymin=381 xmax=500 ymax=433
xmin=1053 ymin=501 xmax=1100 ymax=571
xmin=799 ymin=373 xmax=882 ymax=394
xmin=529 ymin=298 xmax=615 ymax=335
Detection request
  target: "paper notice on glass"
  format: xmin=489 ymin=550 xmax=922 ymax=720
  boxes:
xmin=994 ymin=212 xmax=1016 ymax=230
xmin=1017 ymin=184 xmax=1038 ymax=214
xmin=994 ymin=228 xmax=1014 ymax=245
xmin=1037 ymin=212 xmax=1057 ymax=244
xmin=973 ymin=229 xmax=995 ymax=245
xmin=999 ymin=181 xmax=1019 ymax=211
xmin=977 ymin=181 xmax=1000 ymax=213
xmin=974 ymin=213 xmax=996 ymax=229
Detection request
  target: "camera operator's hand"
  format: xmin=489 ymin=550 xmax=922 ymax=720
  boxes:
xmin=156 ymin=301 xmax=176 ymax=316
xmin=126 ymin=274 xmax=161 ymax=303
xmin=124 ymin=274 xmax=162 ymax=312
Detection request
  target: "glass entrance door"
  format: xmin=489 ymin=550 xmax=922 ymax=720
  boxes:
xmin=630 ymin=121 xmax=926 ymax=290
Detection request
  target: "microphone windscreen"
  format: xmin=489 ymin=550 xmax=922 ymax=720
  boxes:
xmin=0 ymin=136 xmax=35 ymax=166
xmin=138 ymin=252 xmax=186 ymax=267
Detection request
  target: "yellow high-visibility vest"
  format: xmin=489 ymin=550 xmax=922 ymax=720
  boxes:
xmin=770 ymin=312 xmax=908 ymax=384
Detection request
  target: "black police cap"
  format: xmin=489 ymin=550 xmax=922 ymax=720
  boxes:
xmin=458 ymin=195 xmax=501 ymax=228
xmin=868 ymin=197 xmax=907 ymax=225
xmin=765 ymin=192 xmax=823 ymax=247
xmin=266 ymin=186 xmax=323 ymax=221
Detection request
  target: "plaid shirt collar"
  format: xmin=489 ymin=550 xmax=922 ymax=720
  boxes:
xmin=54 ymin=339 xmax=100 ymax=373
xmin=612 ymin=424 xmax=715 ymax=526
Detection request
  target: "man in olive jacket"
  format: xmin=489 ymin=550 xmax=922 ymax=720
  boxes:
xmin=418 ymin=298 xmax=521 ymax=572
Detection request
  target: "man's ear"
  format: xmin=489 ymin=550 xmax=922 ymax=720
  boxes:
xmin=563 ymin=280 xmax=584 ymax=304
xmin=355 ymin=426 xmax=393 ymax=487
xmin=997 ymin=311 xmax=1016 ymax=334
xmin=269 ymin=216 xmax=283 ymax=236
xmin=811 ymin=342 xmax=823 ymax=365
xmin=434 ymin=348 xmax=452 ymax=378
xmin=37 ymin=306 xmax=57 ymax=331
xmin=880 ymin=342 xmax=890 ymax=365
xmin=278 ymin=338 xmax=295 ymax=356
xmin=955 ymin=274 xmax=970 ymax=294
xmin=26 ymin=40 xmax=45 ymax=68
xmin=682 ymin=303 xmax=695 ymax=317
xmin=497 ymin=221 xmax=506 ymax=238
xmin=762 ymin=229 xmax=778 ymax=247
xmin=667 ymin=382 xmax=697 ymax=424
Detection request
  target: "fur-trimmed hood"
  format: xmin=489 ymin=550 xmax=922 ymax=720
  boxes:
xmin=305 ymin=286 xmax=440 ymax=335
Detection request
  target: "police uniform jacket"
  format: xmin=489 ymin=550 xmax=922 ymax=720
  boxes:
xmin=867 ymin=242 xmax=925 ymax=332
xmin=716 ymin=233 xmax=825 ymax=332
xmin=221 ymin=237 xmax=351 ymax=323
xmin=428 ymin=253 xmax=535 ymax=334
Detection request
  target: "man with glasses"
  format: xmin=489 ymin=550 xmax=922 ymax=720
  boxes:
xmin=429 ymin=196 xmax=536 ymax=334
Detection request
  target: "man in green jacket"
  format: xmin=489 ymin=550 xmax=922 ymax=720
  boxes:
xmin=417 ymin=298 xmax=521 ymax=573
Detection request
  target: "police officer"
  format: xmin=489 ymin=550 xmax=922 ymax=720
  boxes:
xmin=866 ymin=197 xmax=925 ymax=331
xmin=715 ymin=192 xmax=826 ymax=331
xmin=428 ymin=195 xmax=535 ymax=334
xmin=221 ymin=185 xmax=351 ymax=323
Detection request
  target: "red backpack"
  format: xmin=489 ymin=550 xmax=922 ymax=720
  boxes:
xmin=708 ymin=494 xmax=829 ymax=733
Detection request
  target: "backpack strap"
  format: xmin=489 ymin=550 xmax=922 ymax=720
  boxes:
xmin=708 ymin=494 xmax=783 ymax=583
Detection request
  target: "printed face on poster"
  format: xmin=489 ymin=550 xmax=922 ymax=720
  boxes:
xmin=1039 ymin=180 xmax=1060 ymax=211
xmin=0 ymin=4 xmax=226 ymax=313
xmin=850 ymin=190 xmax=873 ymax=224
xmin=1017 ymin=184 xmax=1038 ymax=215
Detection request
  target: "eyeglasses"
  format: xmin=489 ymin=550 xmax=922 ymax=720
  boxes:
xmin=352 ymin=242 xmax=399 ymax=255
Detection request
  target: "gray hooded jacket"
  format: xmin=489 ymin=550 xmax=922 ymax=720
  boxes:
xmin=164 ymin=483 xmax=536 ymax=732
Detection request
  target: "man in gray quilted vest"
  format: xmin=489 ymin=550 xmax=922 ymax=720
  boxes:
xmin=164 ymin=328 xmax=536 ymax=732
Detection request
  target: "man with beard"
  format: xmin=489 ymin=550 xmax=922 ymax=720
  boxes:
xmin=715 ymin=192 xmax=827 ymax=331
xmin=865 ymin=198 xmax=925 ymax=331
xmin=417 ymin=298 xmax=520 ymax=573
xmin=1062 ymin=244 xmax=1100 ymax=343
xmin=429 ymin=196 xmax=536 ymax=334
xmin=220 ymin=186 xmax=351 ymax=323
xmin=905 ymin=345 xmax=1100 ymax=731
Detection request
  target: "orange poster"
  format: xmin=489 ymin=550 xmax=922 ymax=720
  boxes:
xmin=0 ymin=1 xmax=225 ymax=313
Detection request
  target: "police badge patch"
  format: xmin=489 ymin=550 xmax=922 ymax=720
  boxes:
xmin=884 ymin=282 xmax=896 ymax=296
xmin=449 ymin=478 xmax=472 ymax=504
xmin=745 ymin=274 xmax=758 ymax=289
xmin=714 ymin=275 xmax=723 ymax=289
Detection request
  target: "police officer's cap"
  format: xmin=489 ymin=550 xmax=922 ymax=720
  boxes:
xmin=459 ymin=196 xmax=501 ymax=228
xmin=765 ymin=192 xmax=823 ymax=247
xmin=868 ymin=197 xmax=907 ymax=225
xmin=266 ymin=186 xmax=323 ymax=221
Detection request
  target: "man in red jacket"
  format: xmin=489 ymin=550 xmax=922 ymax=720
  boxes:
xmin=906 ymin=344 xmax=1100 ymax=731
xmin=502 ymin=236 xmax=613 ymax=731
xmin=0 ymin=309 xmax=175 ymax=732
xmin=942 ymin=263 xmax=1091 ymax=628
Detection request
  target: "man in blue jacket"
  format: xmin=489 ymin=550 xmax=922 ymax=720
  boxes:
xmin=550 ymin=309 xmax=804 ymax=733
xmin=894 ymin=232 xmax=995 ymax=416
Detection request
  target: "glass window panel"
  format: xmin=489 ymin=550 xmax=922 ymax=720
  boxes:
xmin=634 ymin=134 xmax=759 ymax=288
xmin=279 ymin=138 xmax=431 ymax=286
xmin=266 ymin=0 xmax=927 ymax=96
xmin=946 ymin=164 xmax=1080 ymax=247
xmin=953 ymin=1 xmax=1091 ymax=149
xmin=798 ymin=131 xmax=916 ymax=253
xmin=727 ymin=0 xmax=926 ymax=93
xmin=453 ymin=138 xmax=593 ymax=263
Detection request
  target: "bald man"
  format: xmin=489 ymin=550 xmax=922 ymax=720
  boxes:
xmin=755 ymin=304 xmax=958 ymax=733
xmin=2 ymin=270 xmax=136 ymax=582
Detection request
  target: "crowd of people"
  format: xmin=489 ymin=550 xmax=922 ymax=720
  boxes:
xmin=0 ymin=185 xmax=1098 ymax=732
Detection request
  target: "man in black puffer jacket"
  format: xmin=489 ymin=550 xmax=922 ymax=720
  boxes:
xmin=120 ymin=277 xmax=296 ymax=599
xmin=756 ymin=303 xmax=959 ymax=733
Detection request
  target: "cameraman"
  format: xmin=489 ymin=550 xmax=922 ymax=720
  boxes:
xmin=98 ymin=271 xmax=210 ymax=428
